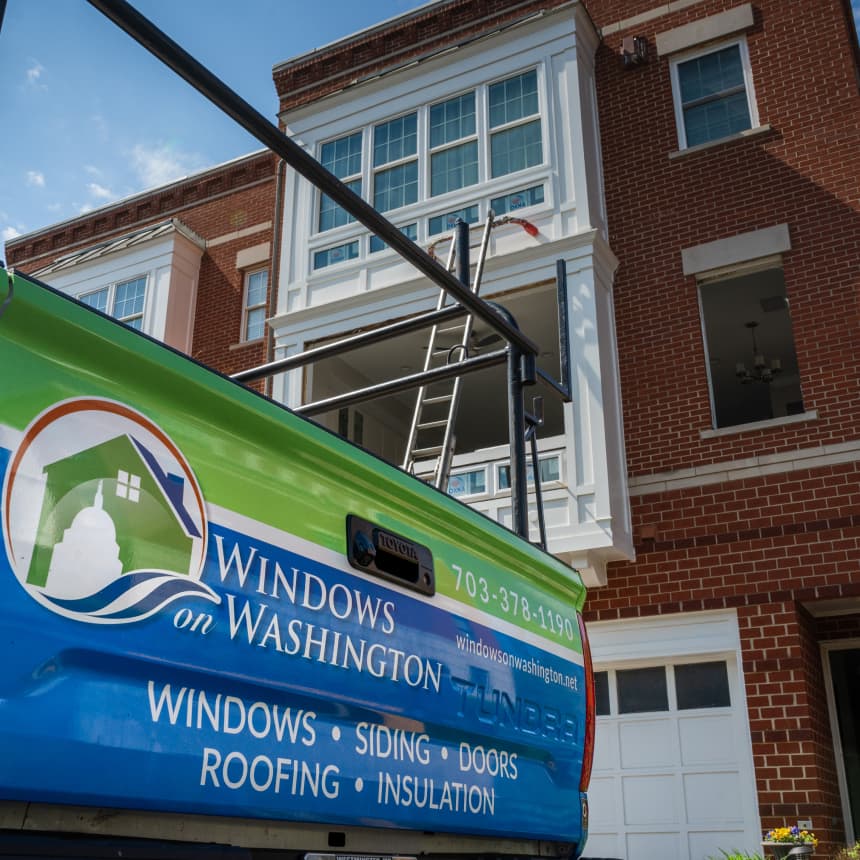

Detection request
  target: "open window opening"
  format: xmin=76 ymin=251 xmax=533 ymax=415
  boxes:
xmin=699 ymin=264 xmax=803 ymax=428
xmin=306 ymin=281 xmax=565 ymax=482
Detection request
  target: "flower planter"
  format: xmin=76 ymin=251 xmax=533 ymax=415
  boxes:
xmin=762 ymin=843 xmax=815 ymax=860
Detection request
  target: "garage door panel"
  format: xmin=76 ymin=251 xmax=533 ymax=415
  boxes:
xmin=679 ymin=714 xmax=736 ymax=765
xmin=626 ymin=830 xmax=681 ymax=860
xmin=588 ymin=776 xmax=618 ymax=827
xmin=594 ymin=721 xmax=619 ymax=771
xmin=683 ymin=771 xmax=744 ymax=823
xmin=689 ymin=830 xmax=748 ymax=860
xmin=620 ymin=718 xmax=676 ymax=769
xmin=584 ymin=831 xmax=621 ymax=858
xmin=622 ymin=774 xmax=678 ymax=825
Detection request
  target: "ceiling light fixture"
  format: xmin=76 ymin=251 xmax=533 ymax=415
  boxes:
xmin=736 ymin=320 xmax=781 ymax=384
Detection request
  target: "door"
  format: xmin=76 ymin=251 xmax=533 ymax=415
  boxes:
xmin=827 ymin=646 xmax=860 ymax=843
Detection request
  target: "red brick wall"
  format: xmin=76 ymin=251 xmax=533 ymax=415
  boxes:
xmin=587 ymin=0 xmax=860 ymax=477
xmin=588 ymin=3 xmax=860 ymax=839
xmin=6 ymin=152 xmax=278 ymax=381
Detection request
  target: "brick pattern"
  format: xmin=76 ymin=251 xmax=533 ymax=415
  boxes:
xmin=6 ymin=152 xmax=278 ymax=381
xmin=589 ymin=0 xmax=860 ymax=477
xmin=582 ymin=0 xmax=860 ymax=846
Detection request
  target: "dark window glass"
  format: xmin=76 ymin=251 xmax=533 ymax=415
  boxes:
xmin=594 ymin=671 xmax=610 ymax=716
xmin=699 ymin=267 xmax=803 ymax=428
xmin=675 ymin=661 xmax=731 ymax=710
xmin=617 ymin=666 xmax=668 ymax=714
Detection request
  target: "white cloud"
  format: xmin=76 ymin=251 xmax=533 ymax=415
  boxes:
xmin=85 ymin=165 xmax=104 ymax=178
xmin=87 ymin=182 xmax=114 ymax=200
xmin=26 ymin=170 xmax=45 ymax=188
xmin=78 ymin=203 xmax=94 ymax=215
xmin=47 ymin=203 xmax=62 ymax=213
xmin=129 ymin=142 xmax=205 ymax=189
xmin=26 ymin=60 xmax=46 ymax=89
xmin=2 ymin=226 xmax=22 ymax=242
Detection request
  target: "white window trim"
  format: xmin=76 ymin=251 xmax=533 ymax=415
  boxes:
xmin=669 ymin=36 xmax=759 ymax=151
xmin=310 ymin=66 xmax=550 ymax=269
xmin=242 ymin=268 xmax=268 ymax=342
xmin=79 ymin=273 xmax=148 ymax=329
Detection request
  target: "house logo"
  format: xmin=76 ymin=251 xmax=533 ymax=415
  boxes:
xmin=2 ymin=397 xmax=219 ymax=623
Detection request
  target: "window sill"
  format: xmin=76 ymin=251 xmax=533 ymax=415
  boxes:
xmin=669 ymin=124 xmax=772 ymax=160
xmin=700 ymin=409 xmax=817 ymax=439
xmin=229 ymin=337 xmax=265 ymax=351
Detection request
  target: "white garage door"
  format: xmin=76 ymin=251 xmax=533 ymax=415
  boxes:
xmin=584 ymin=612 xmax=761 ymax=860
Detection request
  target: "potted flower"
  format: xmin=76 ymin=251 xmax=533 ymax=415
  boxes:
xmin=762 ymin=826 xmax=818 ymax=860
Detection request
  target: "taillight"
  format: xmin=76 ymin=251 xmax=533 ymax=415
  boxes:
xmin=577 ymin=611 xmax=595 ymax=792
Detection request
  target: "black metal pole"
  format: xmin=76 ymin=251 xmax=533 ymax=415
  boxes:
xmin=508 ymin=343 xmax=529 ymax=540
xmin=232 ymin=303 xmax=466 ymax=383
xmin=85 ymin=0 xmax=538 ymax=358
xmin=296 ymin=349 xmax=507 ymax=417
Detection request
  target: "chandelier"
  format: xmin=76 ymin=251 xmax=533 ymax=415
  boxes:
xmin=736 ymin=321 xmax=781 ymax=384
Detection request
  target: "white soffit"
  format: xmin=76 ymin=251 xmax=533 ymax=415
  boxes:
xmin=681 ymin=223 xmax=791 ymax=277
xmin=656 ymin=3 xmax=754 ymax=56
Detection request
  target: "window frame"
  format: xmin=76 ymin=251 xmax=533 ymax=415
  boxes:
xmin=669 ymin=37 xmax=758 ymax=151
xmin=79 ymin=274 xmax=148 ymax=330
xmin=242 ymin=267 xmax=269 ymax=343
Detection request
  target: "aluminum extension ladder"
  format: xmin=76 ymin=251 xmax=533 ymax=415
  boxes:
xmin=401 ymin=213 xmax=496 ymax=489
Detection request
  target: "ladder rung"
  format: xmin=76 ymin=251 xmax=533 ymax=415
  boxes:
xmin=423 ymin=394 xmax=454 ymax=405
xmin=412 ymin=446 xmax=443 ymax=458
xmin=418 ymin=420 xmax=448 ymax=430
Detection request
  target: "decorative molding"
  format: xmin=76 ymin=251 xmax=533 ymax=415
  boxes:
xmin=681 ymin=222 xmax=791 ymax=277
xmin=629 ymin=433 xmax=859 ymax=497
xmin=656 ymin=3 xmax=754 ymax=56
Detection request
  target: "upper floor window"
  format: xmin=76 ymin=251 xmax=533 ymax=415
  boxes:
xmin=243 ymin=269 xmax=268 ymax=341
xmin=699 ymin=264 xmax=803 ymax=428
xmin=670 ymin=39 xmax=755 ymax=149
xmin=315 ymin=68 xmax=544 ymax=237
xmin=489 ymin=70 xmax=542 ymax=176
xmin=373 ymin=114 xmax=418 ymax=212
xmin=430 ymin=92 xmax=478 ymax=196
xmin=319 ymin=132 xmax=362 ymax=232
xmin=80 ymin=275 xmax=146 ymax=330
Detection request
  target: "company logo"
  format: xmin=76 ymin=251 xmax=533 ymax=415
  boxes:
xmin=2 ymin=398 xmax=219 ymax=623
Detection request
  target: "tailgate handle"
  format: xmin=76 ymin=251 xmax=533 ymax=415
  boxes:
xmin=347 ymin=515 xmax=435 ymax=596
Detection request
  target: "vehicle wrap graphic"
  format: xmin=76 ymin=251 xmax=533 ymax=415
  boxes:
xmin=0 ymin=272 xmax=587 ymax=842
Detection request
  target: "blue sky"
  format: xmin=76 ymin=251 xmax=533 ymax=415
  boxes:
xmin=2 ymin=1 xmax=860 ymax=251
xmin=0 ymin=0 xmax=419 ymax=249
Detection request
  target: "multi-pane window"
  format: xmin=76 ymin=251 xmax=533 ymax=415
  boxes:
xmin=116 ymin=470 xmax=141 ymax=503
xmin=373 ymin=114 xmax=418 ymax=212
xmin=593 ymin=661 xmax=732 ymax=716
xmin=319 ymin=132 xmax=362 ymax=231
xmin=489 ymin=70 xmax=542 ymax=177
xmin=672 ymin=40 xmax=755 ymax=148
xmin=313 ymin=69 xmax=546 ymax=254
xmin=80 ymin=275 xmax=146 ymax=330
xmin=243 ymin=269 xmax=268 ymax=341
xmin=430 ymin=92 xmax=478 ymax=197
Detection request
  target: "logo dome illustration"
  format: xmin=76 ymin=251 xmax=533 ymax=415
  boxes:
xmin=2 ymin=398 xmax=219 ymax=623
